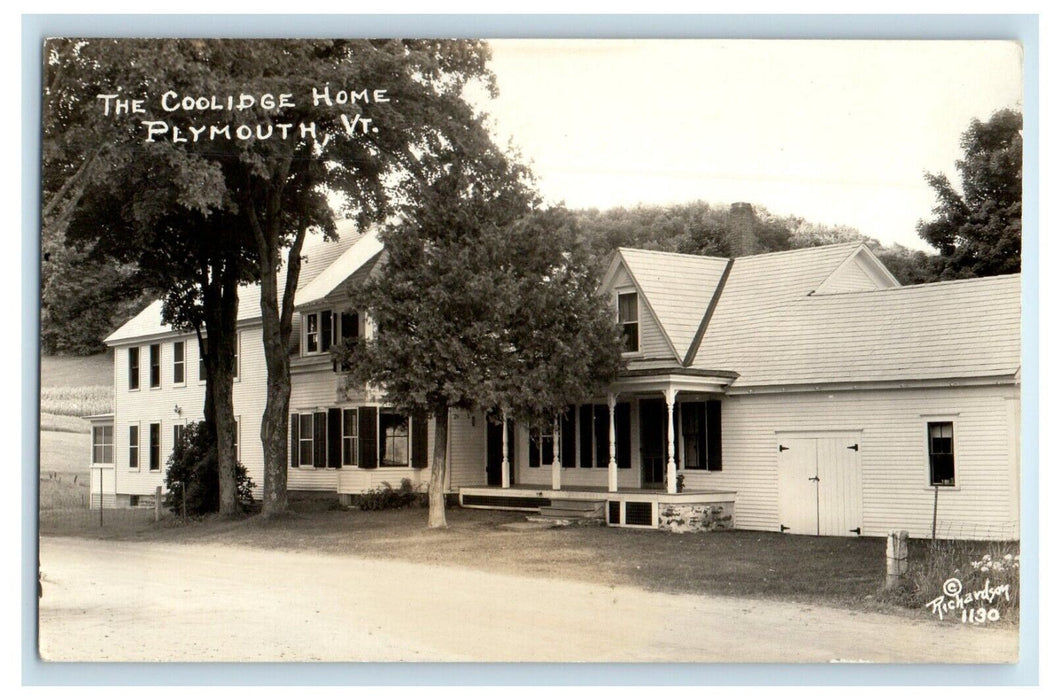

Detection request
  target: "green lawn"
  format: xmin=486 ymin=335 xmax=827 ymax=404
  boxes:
xmin=39 ymin=502 xmax=910 ymax=613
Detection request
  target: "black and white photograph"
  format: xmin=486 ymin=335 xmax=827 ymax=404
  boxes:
xmin=34 ymin=33 xmax=1027 ymax=670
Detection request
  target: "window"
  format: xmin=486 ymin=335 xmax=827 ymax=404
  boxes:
xmin=149 ymin=344 xmax=161 ymax=388
xmin=173 ymin=341 xmax=185 ymax=385
xmin=681 ymin=401 xmax=722 ymax=471
xmin=149 ymin=423 xmax=161 ymax=471
xmin=128 ymin=347 xmax=140 ymax=390
xmin=342 ymin=409 xmax=358 ymax=466
xmin=528 ymin=422 xmax=555 ymax=467
xmin=928 ymin=421 xmax=955 ymax=486
xmin=92 ymin=425 xmax=114 ymax=464
xmin=618 ymin=292 xmax=639 ymax=352
xmin=128 ymin=425 xmax=139 ymax=470
xmin=304 ymin=310 xmax=350 ymax=355
xmin=299 ymin=413 xmax=315 ymax=466
xmin=234 ymin=417 xmax=240 ymax=461
xmin=173 ymin=423 xmax=185 ymax=451
xmin=379 ymin=409 xmax=409 ymax=466
xmin=198 ymin=338 xmax=207 ymax=381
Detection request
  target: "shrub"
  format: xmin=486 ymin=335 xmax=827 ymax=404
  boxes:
xmin=355 ymin=479 xmax=426 ymax=511
xmin=882 ymin=538 xmax=1020 ymax=623
xmin=163 ymin=421 xmax=255 ymax=516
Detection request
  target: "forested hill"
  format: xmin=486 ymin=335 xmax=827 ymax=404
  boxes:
xmin=569 ymin=201 xmax=943 ymax=286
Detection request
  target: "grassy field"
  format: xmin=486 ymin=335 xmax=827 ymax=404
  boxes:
xmin=40 ymin=430 xmax=89 ymax=475
xmin=40 ymin=352 xmax=114 ymax=387
xmin=40 ymin=386 xmax=113 ymax=417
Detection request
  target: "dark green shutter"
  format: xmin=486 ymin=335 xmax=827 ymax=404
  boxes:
xmin=290 ymin=414 xmax=300 ymax=468
xmin=595 ymin=404 xmax=610 ymax=467
xmin=321 ymin=310 xmax=333 ymax=351
xmin=328 ymin=409 xmax=342 ymax=469
xmin=560 ymin=409 xmax=576 ymax=468
xmin=411 ymin=413 xmax=428 ymax=469
xmin=359 ymin=407 xmax=378 ymax=469
xmin=313 ymin=411 xmax=327 ymax=468
xmin=706 ymin=400 xmax=722 ymax=471
xmin=529 ymin=426 xmax=540 ymax=468
xmin=579 ymin=405 xmax=593 ymax=468
xmin=615 ymin=402 xmax=631 ymax=469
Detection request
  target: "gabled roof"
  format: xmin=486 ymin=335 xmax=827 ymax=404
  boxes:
xmin=727 ymin=274 xmax=1020 ymax=386
xmin=105 ymin=220 xmax=364 ymax=344
xmin=296 ymin=228 xmax=383 ymax=309
xmin=691 ymin=243 xmax=864 ymax=371
xmin=613 ymin=240 xmax=1019 ymax=387
xmin=605 ymin=248 xmax=729 ymax=362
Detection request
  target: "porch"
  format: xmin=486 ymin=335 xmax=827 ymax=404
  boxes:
xmin=459 ymin=484 xmax=736 ymax=532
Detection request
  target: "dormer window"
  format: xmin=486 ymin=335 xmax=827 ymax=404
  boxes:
xmin=618 ymin=292 xmax=639 ymax=353
xmin=304 ymin=309 xmax=358 ymax=356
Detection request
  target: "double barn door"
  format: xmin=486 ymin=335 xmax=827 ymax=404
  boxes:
xmin=776 ymin=433 xmax=863 ymax=537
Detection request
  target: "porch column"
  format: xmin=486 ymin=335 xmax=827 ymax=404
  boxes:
xmin=665 ymin=387 xmax=678 ymax=494
xmin=607 ymin=393 xmax=618 ymax=492
xmin=552 ymin=418 xmax=562 ymax=491
xmin=500 ymin=414 xmax=510 ymax=489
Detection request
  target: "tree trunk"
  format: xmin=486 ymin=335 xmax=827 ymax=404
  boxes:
xmin=202 ymin=269 xmax=240 ymax=516
xmin=428 ymin=406 xmax=449 ymax=529
xmin=258 ymin=260 xmax=290 ymax=517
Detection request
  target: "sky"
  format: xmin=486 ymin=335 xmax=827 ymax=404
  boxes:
xmin=471 ymin=40 xmax=1023 ymax=251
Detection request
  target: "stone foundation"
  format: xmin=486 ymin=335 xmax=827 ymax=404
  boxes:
xmin=657 ymin=501 xmax=734 ymax=533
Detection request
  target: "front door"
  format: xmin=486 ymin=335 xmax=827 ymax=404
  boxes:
xmin=485 ymin=419 xmax=515 ymax=486
xmin=639 ymin=399 xmax=666 ymax=488
xmin=777 ymin=434 xmax=863 ymax=536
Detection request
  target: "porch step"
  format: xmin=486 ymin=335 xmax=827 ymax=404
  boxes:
xmin=537 ymin=500 xmax=604 ymax=520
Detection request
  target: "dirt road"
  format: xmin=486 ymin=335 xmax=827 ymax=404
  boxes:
xmin=38 ymin=536 xmax=1017 ymax=663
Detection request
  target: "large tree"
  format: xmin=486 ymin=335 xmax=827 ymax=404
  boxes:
xmin=47 ymin=39 xmax=252 ymax=515
xmin=338 ymin=149 xmax=623 ymax=528
xmin=48 ymin=39 xmax=497 ymax=517
xmin=917 ymin=108 xmax=1022 ymax=279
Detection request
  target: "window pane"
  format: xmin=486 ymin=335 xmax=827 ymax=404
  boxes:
xmin=622 ymin=323 xmax=639 ymax=352
xmin=927 ymin=422 xmax=955 ymax=486
xmin=379 ymin=410 xmax=409 ymax=466
xmin=618 ymin=293 xmax=638 ymax=323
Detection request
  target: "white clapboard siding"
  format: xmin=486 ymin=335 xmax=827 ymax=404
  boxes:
xmin=683 ymin=384 xmax=1019 ymax=540
xmin=447 ymin=409 xmax=486 ymax=489
xmin=112 ymin=325 xmax=268 ymax=500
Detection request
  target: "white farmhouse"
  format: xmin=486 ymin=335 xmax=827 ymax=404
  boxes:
xmin=89 ymin=204 xmax=1020 ymax=539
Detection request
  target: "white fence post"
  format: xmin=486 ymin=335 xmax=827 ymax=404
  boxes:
xmin=885 ymin=530 xmax=909 ymax=590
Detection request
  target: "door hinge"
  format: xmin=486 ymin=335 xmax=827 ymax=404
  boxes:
xmin=779 ymin=445 xmax=789 ymax=452
xmin=808 ymin=476 xmax=820 ymax=482
xmin=780 ymin=524 xmax=790 ymax=532
xmin=850 ymin=527 xmax=861 ymax=535
xmin=847 ymin=443 xmax=859 ymax=451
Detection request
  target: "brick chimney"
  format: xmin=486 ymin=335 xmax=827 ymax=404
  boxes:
xmin=728 ymin=202 xmax=758 ymax=257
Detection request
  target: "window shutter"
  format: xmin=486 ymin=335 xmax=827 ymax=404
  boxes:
xmin=321 ymin=311 xmax=333 ymax=351
xmin=615 ymin=402 xmax=631 ymax=469
xmin=594 ymin=404 xmax=610 ymax=466
xmin=327 ymin=409 xmax=342 ymax=469
xmin=578 ymin=405 xmax=593 ymax=468
xmin=706 ymin=400 xmax=722 ymax=471
xmin=560 ymin=409 xmax=576 ymax=468
xmin=314 ymin=411 xmax=327 ymax=468
xmin=359 ymin=407 xmax=378 ymax=469
xmin=411 ymin=413 xmax=429 ymax=469
xmin=290 ymin=414 xmax=300 ymax=468
xmin=529 ymin=427 xmax=540 ymax=468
